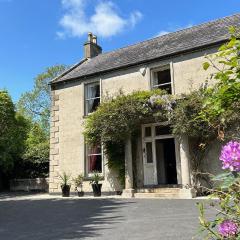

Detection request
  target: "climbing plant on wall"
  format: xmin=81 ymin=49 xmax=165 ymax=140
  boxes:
xmin=84 ymin=89 xmax=175 ymax=186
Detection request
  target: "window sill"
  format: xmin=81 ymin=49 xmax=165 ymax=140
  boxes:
xmin=83 ymin=176 xmax=105 ymax=181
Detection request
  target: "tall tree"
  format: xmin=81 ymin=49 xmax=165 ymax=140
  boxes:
xmin=17 ymin=65 xmax=67 ymax=132
xmin=17 ymin=65 xmax=67 ymax=171
xmin=0 ymin=90 xmax=28 ymax=173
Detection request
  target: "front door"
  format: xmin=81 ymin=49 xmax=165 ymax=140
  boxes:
xmin=142 ymin=124 xmax=178 ymax=186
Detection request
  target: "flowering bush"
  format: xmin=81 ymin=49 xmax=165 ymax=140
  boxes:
xmin=218 ymin=220 xmax=238 ymax=238
xmin=220 ymin=141 xmax=240 ymax=172
xmin=198 ymin=141 xmax=240 ymax=239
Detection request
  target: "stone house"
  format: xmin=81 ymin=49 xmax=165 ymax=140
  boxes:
xmin=49 ymin=14 xmax=240 ymax=198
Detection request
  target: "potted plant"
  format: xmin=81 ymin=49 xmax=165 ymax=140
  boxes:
xmin=59 ymin=172 xmax=71 ymax=197
xmin=90 ymin=171 xmax=103 ymax=197
xmin=73 ymin=174 xmax=84 ymax=197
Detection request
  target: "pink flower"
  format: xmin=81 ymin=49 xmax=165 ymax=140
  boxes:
xmin=220 ymin=141 xmax=240 ymax=172
xmin=218 ymin=220 xmax=238 ymax=237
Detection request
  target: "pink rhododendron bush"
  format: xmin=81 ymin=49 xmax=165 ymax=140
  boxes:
xmin=198 ymin=141 xmax=240 ymax=239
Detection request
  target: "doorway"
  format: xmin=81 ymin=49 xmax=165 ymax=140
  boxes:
xmin=155 ymin=138 xmax=177 ymax=185
xmin=142 ymin=124 xmax=179 ymax=186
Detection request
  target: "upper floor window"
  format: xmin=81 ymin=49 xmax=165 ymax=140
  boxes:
xmin=85 ymin=82 xmax=100 ymax=115
xmin=152 ymin=66 xmax=172 ymax=94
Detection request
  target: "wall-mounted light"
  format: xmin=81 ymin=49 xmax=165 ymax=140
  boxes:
xmin=139 ymin=67 xmax=147 ymax=76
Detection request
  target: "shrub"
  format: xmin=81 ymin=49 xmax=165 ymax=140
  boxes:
xmin=197 ymin=141 xmax=240 ymax=239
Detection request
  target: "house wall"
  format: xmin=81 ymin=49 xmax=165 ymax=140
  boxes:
xmin=49 ymin=46 xmax=221 ymax=194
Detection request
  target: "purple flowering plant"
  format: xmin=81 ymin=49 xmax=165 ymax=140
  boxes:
xmin=197 ymin=141 xmax=240 ymax=239
xmin=220 ymin=141 xmax=240 ymax=172
xmin=218 ymin=220 xmax=238 ymax=238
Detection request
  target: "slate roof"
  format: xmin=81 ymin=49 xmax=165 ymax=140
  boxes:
xmin=51 ymin=13 xmax=240 ymax=85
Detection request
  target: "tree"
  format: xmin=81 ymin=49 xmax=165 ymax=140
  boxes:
xmin=17 ymin=65 xmax=67 ymax=132
xmin=0 ymin=90 xmax=28 ymax=173
xmin=17 ymin=65 xmax=66 ymax=160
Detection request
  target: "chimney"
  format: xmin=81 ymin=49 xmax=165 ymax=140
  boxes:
xmin=84 ymin=32 xmax=102 ymax=59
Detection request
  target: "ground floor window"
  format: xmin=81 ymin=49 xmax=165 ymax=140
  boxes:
xmin=86 ymin=145 xmax=102 ymax=174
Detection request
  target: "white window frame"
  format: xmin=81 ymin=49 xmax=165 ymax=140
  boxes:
xmin=84 ymin=81 xmax=101 ymax=115
xmin=150 ymin=64 xmax=174 ymax=94
xmin=85 ymin=143 xmax=104 ymax=177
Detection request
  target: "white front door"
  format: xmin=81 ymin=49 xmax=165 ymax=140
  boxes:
xmin=142 ymin=123 xmax=179 ymax=186
xmin=142 ymin=125 xmax=157 ymax=185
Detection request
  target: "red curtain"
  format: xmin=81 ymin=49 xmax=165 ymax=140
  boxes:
xmin=89 ymin=146 xmax=98 ymax=172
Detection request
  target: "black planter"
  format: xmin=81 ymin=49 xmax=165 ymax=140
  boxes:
xmin=61 ymin=185 xmax=71 ymax=197
xmin=92 ymin=183 xmax=102 ymax=197
xmin=77 ymin=191 xmax=84 ymax=197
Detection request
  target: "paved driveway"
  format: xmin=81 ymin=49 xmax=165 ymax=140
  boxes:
xmin=0 ymin=194 xmax=213 ymax=240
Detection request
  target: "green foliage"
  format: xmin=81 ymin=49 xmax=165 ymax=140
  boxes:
xmin=84 ymin=89 xmax=167 ymax=145
xmin=23 ymin=123 xmax=49 ymax=164
xmin=73 ymin=174 xmax=84 ymax=191
xmin=89 ymin=171 xmax=104 ymax=185
xmin=16 ymin=65 xmax=67 ymax=178
xmin=73 ymin=174 xmax=84 ymax=187
xmin=199 ymin=28 xmax=240 ymax=131
xmin=17 ymin=64 xmax=67 ymax=132
xmin=197 ymin=172 xmax=240 ymax=239
xmin=59 ymin=172 xmax=71 ymax=186
xmin=0 ymin=90 xmax=29 ymax=173
xmin=104 ymin=141 xmax=125 ymax=187
xmin=172 ymin=90 xmax=215 ymax=140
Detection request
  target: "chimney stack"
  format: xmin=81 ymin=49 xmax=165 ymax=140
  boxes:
xmin=84 ymin=32 xmax=102 ymax=59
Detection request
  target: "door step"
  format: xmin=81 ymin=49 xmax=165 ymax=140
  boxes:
xmin=134 ymin=188 xmax=196 ymax=199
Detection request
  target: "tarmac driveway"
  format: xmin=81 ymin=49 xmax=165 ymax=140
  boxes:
xmin=0 ymin=193 xmax=214 ymax=240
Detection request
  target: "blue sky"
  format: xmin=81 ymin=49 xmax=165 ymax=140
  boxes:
xmin=0 ymin=0 xmax=239 ymax=102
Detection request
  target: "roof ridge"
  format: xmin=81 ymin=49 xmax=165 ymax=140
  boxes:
xmin=98 ymin=12 xmax=240 ymax=57
xmin=51 ymin=13 xmax=240 ymax=84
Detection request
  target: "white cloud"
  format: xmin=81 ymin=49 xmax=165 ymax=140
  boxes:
xmin=58 ymin=0 xmax=142 ymax=38
xmin=155 ymin=24 xmax=193 ymax=37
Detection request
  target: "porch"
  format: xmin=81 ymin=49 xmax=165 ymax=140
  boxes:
xmin=122 ymin=123 xmax=195 ymax=198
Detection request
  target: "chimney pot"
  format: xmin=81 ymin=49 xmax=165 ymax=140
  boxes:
xmin=84 ymin=33 xmax=102 ymax=59
xmin=88 ymin=32 xmax=93 ymax=42
xmin=92 ymin=35 xmax=97 ymax=44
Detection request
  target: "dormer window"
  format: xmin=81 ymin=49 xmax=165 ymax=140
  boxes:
xmin=151 ymin=66 xmax=172 ymax=94
xmin=85 ymin=81 xmax=100 ymax=115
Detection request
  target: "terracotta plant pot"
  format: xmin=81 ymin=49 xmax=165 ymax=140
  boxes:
xmin=92 ymin=183 xmax=102 ymax=197
xmin=61 ymin=185 xmax=71 ymax=197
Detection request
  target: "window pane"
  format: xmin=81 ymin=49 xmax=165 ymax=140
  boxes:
xmin=85 ymin=82 xmax=101 ymax=115
xmin=153 ymin=69 xmax=171 ymax=86
xmin=88 ymin=155 xmax=102 ymax=173
xmin=146 ymin=142 xmax=153 ymax=163
xmin=88 ymin=145 xmax=101 ymax=155
xmin=86 ymin=98 xmax=100 ymax=114
xmin=152 ymin=68 xmax=172 ymax=94
xmin=86 ymin=83 xmax=100 ymax=99
xmin=155 ymin=125 xmax=171 ymax=135
xmin=87 ymin=145 xmax=102 ymax=173
xmin=145 ymin=127 xmax=151 ymax=137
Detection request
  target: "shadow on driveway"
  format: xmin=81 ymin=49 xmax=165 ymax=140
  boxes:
xmin=0 ymin=196 xmax=133 ymax=240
